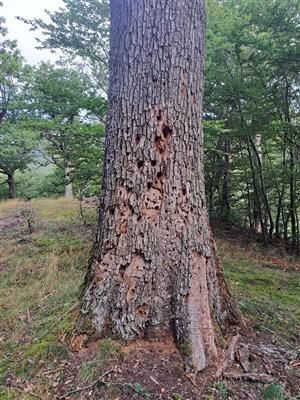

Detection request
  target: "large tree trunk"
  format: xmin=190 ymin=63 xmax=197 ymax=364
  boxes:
xmin=80 ymin=0 xmax=239 ymax=372
xmin=7 ymin=173 xmax=16 ymax=199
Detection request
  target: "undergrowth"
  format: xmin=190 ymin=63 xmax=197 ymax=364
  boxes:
xmin=0 ymin=198 xmax=299 ymax=399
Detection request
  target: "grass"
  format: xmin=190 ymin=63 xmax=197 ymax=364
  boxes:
xmin=0 ymin=197 xmax=299 ymax=399
xmin=217 ymin=237 xmax=300 ymax=344
xmin=0 ymin=197 xmax=96 ymax=399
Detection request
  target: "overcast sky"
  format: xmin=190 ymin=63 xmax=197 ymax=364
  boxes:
xmin=2 ymin=0 xmax=64 ymax=65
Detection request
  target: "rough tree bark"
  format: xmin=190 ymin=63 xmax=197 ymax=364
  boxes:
xmin=80 ymin=0 xmax=239 ymax=372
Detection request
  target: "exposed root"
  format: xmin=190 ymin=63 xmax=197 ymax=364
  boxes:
xmin=236 ymin=343 xmax=250 ymax=372
xmin=216 ymin=335 xmax=275 ymax=384
xmin=216 ymin=334 xmax=241 ymax=377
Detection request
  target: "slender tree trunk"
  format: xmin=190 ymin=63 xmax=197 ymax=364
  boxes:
xmin=249 ymin=135 xmax=274 ymax=239
xmin=0 ymin=109 xmax=6 ymax=124
xmin=239 ymin=142 xmax=253 ymax=228
xmin=7 ymin=173 xmax=16 ymax=199
xmin=289 ymin=145 xmax=297 ymax=249
xmin=80 ymin=0 xmax=239 ymax=372
xmin=220 ymin=137 xmax=230 ymax=214
xmin=246 ymin=137 xmax=268 ymax=243
xmin=64 ymin=165 xmax=73 ymax=199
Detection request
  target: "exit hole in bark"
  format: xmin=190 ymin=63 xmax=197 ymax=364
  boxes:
xmin=154 ymin=136 xmax=164 ymax=153
xmin=157 ymin=171 xmax=163 ymax=179
xmin=162 ymin=126 xmax=172 ymax=139
xmin=151 ymin=159 xmax=157 ymax=166
xmin=182 ymin=187 xmax=187 ymax=195
xmin=137 ymin=306 xmax=148 ymax=317
xmin=118 ymin=265 xmax=126 ymax=279
xmin=147 ymin=182 xmax=152 ymax=189
xmin=137 ymin=160 xmax=144 ymax=168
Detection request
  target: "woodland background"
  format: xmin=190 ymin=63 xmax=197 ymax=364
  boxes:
xmin=1 ymin=0 xmax=299 ymax=249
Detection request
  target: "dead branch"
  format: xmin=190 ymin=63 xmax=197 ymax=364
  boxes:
xmin=223 ymin=372 xmax=274 ymax=383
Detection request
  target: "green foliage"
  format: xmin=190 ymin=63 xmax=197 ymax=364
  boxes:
xmin=16 ymin=167 xmax=65 ymax=200
xmin=0 ymin=14 xmax=106 ymax=200
xmin=27 ymin=62 xmax=105 ymax=198
xmin=206 ymin=381 xmax=229 ymax=400
xmin=31 ymin=62 xmax=100 ymax=119
xmin=0 ymin=122 xmax=38 ymax=176
xmin=20 ymin=0 xmax=110 ymax=92
xmin=204 ymin=0 xmax=300 ymax=246
xmin=132 ymin=383 xmax=151 ymax=397
xmin=172 ymin=393 xmax=183 ymax=400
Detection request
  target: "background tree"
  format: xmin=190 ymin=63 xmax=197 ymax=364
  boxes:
xmin=0 ymin=122 xmax=38 ymax=198
xmin=0 ymin=15 xmax=29 ymax=124
xmin=30 ymin=62 xmax=105 ymax=198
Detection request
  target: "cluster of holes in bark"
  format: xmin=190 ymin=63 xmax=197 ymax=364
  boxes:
xmin=154 ymin=125 xmax=173 ymax=155
xmin=181 ymin=82 xmax=188 ymax=96
xmin=113 ymin=186 xmax=136 ymax=236
xmin=141 ymin=170 xmax=164 ymax=220
xmin=137 ymin=305 xmax=149 ymax=317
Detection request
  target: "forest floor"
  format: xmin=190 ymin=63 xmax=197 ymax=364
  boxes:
xmin=0 ymin=198 xmax=299 ymax=400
